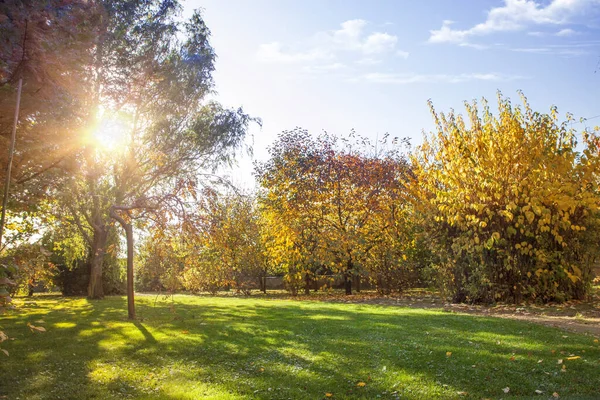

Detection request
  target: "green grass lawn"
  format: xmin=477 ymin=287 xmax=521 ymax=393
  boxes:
xmin=1 ymin=294 xmax=599 ymax=399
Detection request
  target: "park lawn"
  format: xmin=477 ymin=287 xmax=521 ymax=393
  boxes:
xmin=0 ymin=294 xmax=599 ymax=399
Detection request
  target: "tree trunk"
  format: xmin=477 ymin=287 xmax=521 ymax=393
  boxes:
xmin=345 ymin=259 xmax=353 ymax=295
xmin=111 ymin=208 xmax=135 ymax=320
xmin=88 ymin=226 xmax=108 ymax=299
xmin=124 ymin=222 xmax=135 ymax=320
xmin=354 ymin=275 xmax=361 ymax=293
xmin=304 ymin=273 xmax=311 ymax=295
xmin=0 ymin=78 xmax=22 ymax=249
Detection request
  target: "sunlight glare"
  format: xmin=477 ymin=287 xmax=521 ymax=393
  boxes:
xmin=90 ymin=112 xmax=130 ymax=151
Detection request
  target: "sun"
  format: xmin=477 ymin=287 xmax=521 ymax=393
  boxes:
xmin=89 ymin=110 xmax=130 ymax=151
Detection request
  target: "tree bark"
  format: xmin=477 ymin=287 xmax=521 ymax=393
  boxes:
xmin=0 ymin=78 xmax=22 ymax=250
xmin=124 ymin=222 xmax=135 ymax=319
xmin=87 ymin=225 xmax=108 ymax=299
xmin=111 ymin=208 xmax=135 ymax=320
xmin=354 ymin=275 xmax=361 ymax=293
xmin=345 ymin=259 xmax=353 ymax=295
xmin=304 ymin=272 xmax=311 ymax=295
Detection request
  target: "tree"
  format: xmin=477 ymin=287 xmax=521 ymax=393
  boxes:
xmin=0 ymin=0 xmax=98 ymax=307
xmin=411 ymin=93 xmax=600 ymax=303
xmin=257 ymin=130 xmax=411 ymax=295
xmin=178 ymin=189 xmax=266 ymax=295
xmin=58 ymin=1 xmax=255 ymax=317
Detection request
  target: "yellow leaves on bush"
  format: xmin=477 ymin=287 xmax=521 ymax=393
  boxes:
xmin=411 ymin=93 xmax=600 ymax=302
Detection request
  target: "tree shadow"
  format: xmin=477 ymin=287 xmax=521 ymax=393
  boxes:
xmin=0 ymin=294 xmax=598 ymax=399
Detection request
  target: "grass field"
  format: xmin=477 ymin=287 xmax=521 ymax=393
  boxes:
xmin=1 ymin=294 xmax=599 ymax=399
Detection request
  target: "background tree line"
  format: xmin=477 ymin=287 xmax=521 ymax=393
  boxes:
xmin=135 ymin=94 xmax=600 ymax=304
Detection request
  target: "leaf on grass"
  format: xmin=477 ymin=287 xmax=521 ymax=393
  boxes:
xmin=509 ymin=355 xmax=516 ymax=361
xmin=27 ymin=323 xmax=46 ymax=332
xmin=181 ymin=330 xmax=189 ymax=334
xmin=446 ymin=351 xmax=452 ymax=357
xmin=535 ymin=389 xmax=543 ymax=394
xmin=356 ymin=382 xmax=366 ymax=387
xmin=594 ymin=339 xmax=598 ymax=343
xmin=537 ymin=359 xmax=543 ymax=363
xmin=456 ymin=391 xmax=468 ymax=396
xmin=566 ymin=356 xmax=580 ymax=360
xmin=259 ymin=367 xmax=265 ymax=372
xmin=325 ymin=393 xmax=333 ymax=397
xmin=552 ymin=392 xmax=559 ymax=398
xmin=557 ymin=359 xmax=563 ymax=364
xmin=0 ymin=331 xmax=7 ymax=343
xmin=502 ymin=387 xmax=510 ymax=393
xmin=1 ymin=349 xmax=8 ymax=356
xmin=560 ymin=365 xmax=566 ymax=372
xmin=35 ymin=320 xmax=45 ymax=324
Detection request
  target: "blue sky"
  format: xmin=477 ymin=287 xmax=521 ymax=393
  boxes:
xmin=184 ymin=0 xmax=600 ymax=187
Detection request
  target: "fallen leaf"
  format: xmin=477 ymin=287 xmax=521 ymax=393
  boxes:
xmin=594 ymin=339 xmax=598 ymax=343
xmin=259 ymin=367 xmax=265 ymax=372
xmin=509 ymin=355 xmax=516 ymax=361
xmin=356 ymin=382 xmax=366 ymax=387
xmin=560 ymin=365 xmax=566 ymax=372
xmin=27 ymin=323 xmax=46 ymax=333
xmin=446 ymin=351 xmax=452 ymax=357
xmin=566 ymin=356 xmax=581 ymax=360
xmin=35 ymin=320 xmax=45 ymax=324
xmin=557 ymin=359 xmax=563 ymax=364
xmin=535 ymin=389 xmax=543 ymax=394
xmin=325 ymin=393 xmax=333 ymax=398
xmin=457 ymin=391 xmax=468 ymax=396
xmin=503 ymin=387 xmax=510 ymax=393
xmin=537 ymin=359 xmax=543 ymax=363
xmin=0 ymin=349 xmax=8 ymax=356
xmin=552 ymin=392 xmax=559 ymax=398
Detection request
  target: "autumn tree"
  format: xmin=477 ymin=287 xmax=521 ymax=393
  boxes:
xmin=257 ymin=130 xmax=325 ymax=295
xmin=180 ymin=189 xmax=266 ymax=295
xmin=411 ymin=93 xmax=600 ymax=303
xmin=257 ymin=130 xmax=412 ymax=295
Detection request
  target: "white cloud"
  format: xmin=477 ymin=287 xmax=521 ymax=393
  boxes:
xmin=302 ymin=63 xmax=347 ymax=74
xmin=363 ymin=72 xmax=525 ymax=84
xmin=429 ymin=0 xmax=598 ymax=44
xmin=258 ymin=19 xmax=408 ymax=65
xmin=511 ymin=46 xmax=589 ymax=55
xmin=396 ymin=50 xmax=410 ymax=58
xmin=528 ymin=28 xmax=580 ymax=37
xmin=555 ymin=28 xmax=578 ymax=36
xmin=257 ymin=42 xmax=333 ymax=63
xmin=363 ymin=32 xmax=398 ymax=53
xmin=356 ymin=58 xmax=383 ymax=66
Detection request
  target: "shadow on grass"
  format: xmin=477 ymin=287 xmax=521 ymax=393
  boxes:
xmin=1 ymin=294 xmax=599 ymax=399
